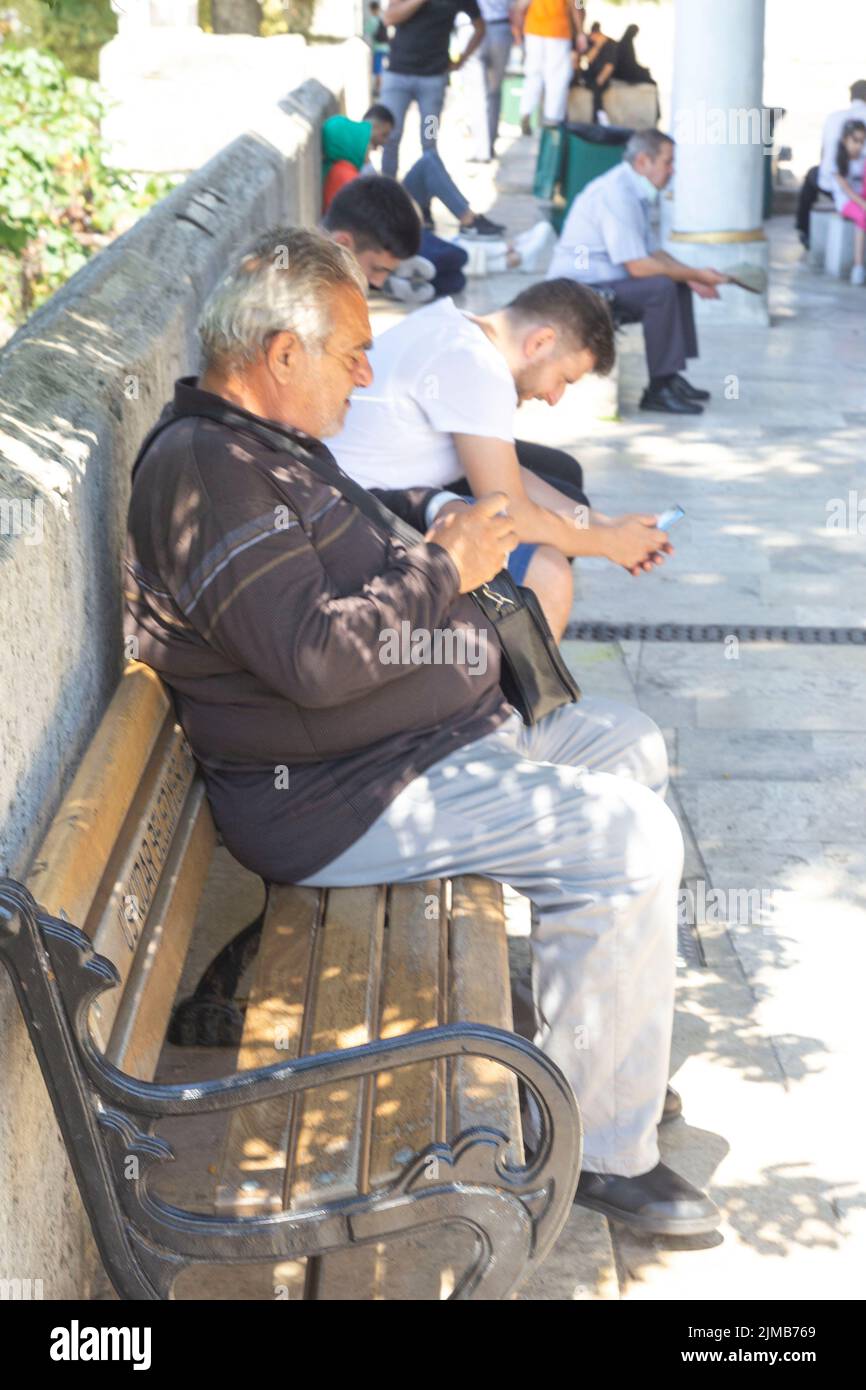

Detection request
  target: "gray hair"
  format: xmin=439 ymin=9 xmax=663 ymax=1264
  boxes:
xmin=624 ymin=128 xmax=675 ymax=165
xmin=197 ymin=226 xmax=367 ymax=369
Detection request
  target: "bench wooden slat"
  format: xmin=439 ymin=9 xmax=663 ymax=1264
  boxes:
xmin=214 ymin=884 xmax=320 ymax=1218
xmin=288 ymin=886 xmax=385 ymax=1211
xmin=26 ymin=663 xmax=170 ymax=926
xmin=315 ymin=878 xmax=515 ymax=1301
xmin=368 ymin=880 xmax=446 ymax=1187
xmin=314 ymin=880 xmax=451 ymax=1301
xmin=449 ymin=876 xmax=522 ymax=1161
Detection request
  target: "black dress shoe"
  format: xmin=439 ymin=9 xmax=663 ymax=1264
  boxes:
xmin=661 ymin=1084 xmax=683 ymax=1124
xmin=671 ymin=373 xmax=711 ymax=402
xmin=574 ymin=1161 xmax=720 ymax=1236
xmin=640 ymin=383 xmax=703 ymax=415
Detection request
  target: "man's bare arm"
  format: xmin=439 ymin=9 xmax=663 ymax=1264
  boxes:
xmin=453 ymin=435 xmax=667 ymax=570
xmin=625 ymin=250 xmax=729 ymax=287
xmin=510 ymin=0 xmax=530 ymax=42
xmin=520 ymin=465 xmax=671 ymax=572
xmin=384 ymin=0 xmax=429 ymax=26
xmin=452 ymin=16 xmax=486 ymax=69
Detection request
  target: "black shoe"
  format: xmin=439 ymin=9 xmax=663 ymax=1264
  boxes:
xmin=640 ymin=382 xmax=703 ymax=415
xmin=661 ymin=1085 xmax=683 ymax=1124
xmin=671 ymin=373 xmax=711 ymax=402
xmin=574 ymin=1161 xmax=720 ymax=1236
xmin=462 ymin=213 xmax=507 ymax=239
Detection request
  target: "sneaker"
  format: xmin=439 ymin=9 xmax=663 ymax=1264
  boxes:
xmin=396 ymin=255 xmax=436 ymax=282
xmin=851 ymin=265 xmax=866 ymax=286
xmin=512 ymin=219 xmax=556 ymax=273
xmin=462 ymin=213 xmax=507 ymax=239
xmin=383 ymin=275 xmax=434 ymax=305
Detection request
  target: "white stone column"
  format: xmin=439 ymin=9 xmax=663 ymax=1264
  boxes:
xmin=666 ymin=0 xmax=770 ymax=325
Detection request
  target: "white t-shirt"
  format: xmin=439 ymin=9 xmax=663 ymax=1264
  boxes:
xmin=329 ymin=298 xmax=518 ymax=491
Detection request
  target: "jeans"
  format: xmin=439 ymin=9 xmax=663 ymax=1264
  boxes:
xmin=464 ymin=20 xmax=513 ymax=159
xmin=403 ymin=150 xmax=470 ymax=221
xmin=300 ymin=698 xmax=683 ymax=1176
xmin=419 ymin=229 xmax=467 ymax=297
xmin=380 ymin=70 xmax=449 ymax=178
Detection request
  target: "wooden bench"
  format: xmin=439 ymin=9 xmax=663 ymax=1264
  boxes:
xmin=0 ymin=661 xmax=581 ymax=1300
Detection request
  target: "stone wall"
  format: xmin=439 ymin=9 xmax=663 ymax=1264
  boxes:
xmin=0 ymin=75 xmax=341 ymax=1299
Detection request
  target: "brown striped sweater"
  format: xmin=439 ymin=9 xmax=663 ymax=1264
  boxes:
xmin=123 ymin=378 xmax=509 ymax=882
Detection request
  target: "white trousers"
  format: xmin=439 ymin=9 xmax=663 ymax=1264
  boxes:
xmin=300 ymin=699 xmax=684 ymax=1177
xmin=520 ymin=34 xmax=573 ymax=124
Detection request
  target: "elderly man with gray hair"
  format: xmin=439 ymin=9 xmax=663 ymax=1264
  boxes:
xmin=124 ymin=226 xmax=720 ymax=1238
xmin=548 ymin=128 xmax=731 ymax=415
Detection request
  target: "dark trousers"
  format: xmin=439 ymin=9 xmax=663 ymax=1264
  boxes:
xmin=795 ymin=165 xmax=833 ymax=242
xmin=420 ymin=229 xmax=467 ymax=298
xmin=599 ymin=275 xmax=699 ymax=380
xmin=450 ymin=440 xmax=590 ymax=509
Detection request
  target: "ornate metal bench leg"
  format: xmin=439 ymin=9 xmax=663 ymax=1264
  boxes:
xmin=168 ymin=892 xmax=268 ymax=1047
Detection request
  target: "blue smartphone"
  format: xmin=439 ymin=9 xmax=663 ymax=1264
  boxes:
xmin=657 ymin=505 xmax=685 ymax=530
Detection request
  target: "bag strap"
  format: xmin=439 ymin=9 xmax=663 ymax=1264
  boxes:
xmin=163 ymin=394 xmax=427 ymax=552
xmin=140 ymin=394 xmax=519 ymax=623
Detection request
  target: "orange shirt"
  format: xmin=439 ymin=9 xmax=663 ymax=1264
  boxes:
xmin=524 ymin=0 xmax=574 ymax=41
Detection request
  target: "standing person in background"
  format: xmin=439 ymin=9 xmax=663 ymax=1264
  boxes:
xmin=463 ymin=0 xmax=515 ymax=163
xmin=364 ymin=2 xmax=391 ymax=96
xmin=379 ymin=0 xmax=486 ymax=178
xmin=514 ymin=0 xmax=582 ymax=136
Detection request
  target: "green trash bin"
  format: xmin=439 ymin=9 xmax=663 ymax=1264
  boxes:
xmin=561 ymin=122 xmax=632 ymax=219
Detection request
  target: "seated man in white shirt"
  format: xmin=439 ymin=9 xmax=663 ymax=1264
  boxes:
xmin=547 ymin=128 xmax=729 ymax=416
xmin=329 ymin=278 xmax=672 ymax=637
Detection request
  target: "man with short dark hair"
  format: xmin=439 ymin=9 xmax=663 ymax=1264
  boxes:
xmin=548 ymin=128 xmax=730 ymax=414
xmin=322 ymin=175 xmax=422 ymax=288
xmin=330 ymin=277 xmax=672 ymax=637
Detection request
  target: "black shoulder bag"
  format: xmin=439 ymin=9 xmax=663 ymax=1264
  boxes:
xmin=165 ymin=398 xmax=582 ymax=727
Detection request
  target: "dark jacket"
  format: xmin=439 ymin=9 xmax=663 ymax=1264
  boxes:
xmin=124 ymin=378 xmax=509 ymax=882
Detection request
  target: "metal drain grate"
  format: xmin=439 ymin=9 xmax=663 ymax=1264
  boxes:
xmin=564 ymin=622 xmax=866 ymax=644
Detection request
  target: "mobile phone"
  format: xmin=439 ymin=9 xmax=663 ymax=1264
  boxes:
xmin=657 ymin=505 xmax=685 ymax=530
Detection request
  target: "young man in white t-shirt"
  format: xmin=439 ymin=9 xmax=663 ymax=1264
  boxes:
xmin=330 ymin=278 xmax=672 ymax=636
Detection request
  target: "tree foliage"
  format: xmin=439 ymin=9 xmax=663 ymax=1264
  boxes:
xmin=1 ymin=1 xmax=117 ymax=80
xmin=0 ymin=45 xmax=172 ymax=327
